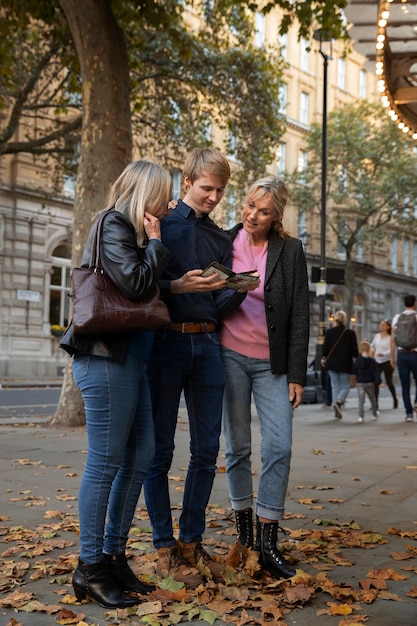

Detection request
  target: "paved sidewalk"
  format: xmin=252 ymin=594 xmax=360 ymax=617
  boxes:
xmin=1 ymin=390 xmax=417 ymax=625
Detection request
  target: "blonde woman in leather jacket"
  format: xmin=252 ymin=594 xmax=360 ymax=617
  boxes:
xmin=60 ymin=160 xmax=171 ymax=608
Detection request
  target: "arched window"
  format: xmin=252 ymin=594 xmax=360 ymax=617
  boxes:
xmin=50 ymin=243 xmax=71 ymax=329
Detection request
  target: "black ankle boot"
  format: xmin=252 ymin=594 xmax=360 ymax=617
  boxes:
xmin=258 ymin=521 xmax=296 ymax=579
xmin=235 ymin=509 xmax=254 ymax=548
xmin=72 ymin=558 xmax=140 ymax=608
xmin=253 ymin=515 xmax=261 ymax=551
xmin=106 ymin=552 xmax=155 ymax=595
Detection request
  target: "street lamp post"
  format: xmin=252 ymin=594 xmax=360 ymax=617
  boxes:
xmin=313 ymin=29 xmax=333 ymax=368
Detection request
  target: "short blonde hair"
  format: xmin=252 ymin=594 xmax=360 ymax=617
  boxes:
xmin=183 ymin=148 xmax=230 ymax=185
xmin=359 ymin=340 xmax=371 ymax=354
xmin=245 ymin=176 xmax=290 ymax=238
xmin=105 ymin=159 xmax=172 ymax=246
xmin=334 ymin=310 xmax=347 ymax=325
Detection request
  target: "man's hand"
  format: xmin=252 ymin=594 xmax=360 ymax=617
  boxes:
xmin=171 ymin=269 xmax=227 ymax=294
xmin=289 ymin=383 xmax=304 ymax=409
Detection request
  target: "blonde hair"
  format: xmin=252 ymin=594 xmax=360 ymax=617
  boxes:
xmin=334 ymin=310 xmax=347 ymax=325
xmin=359 ymin=340 xmax=371 ymax=354
xmin=245 ymin=176 xmax=290 ymax=238
xmin=105 ymin=160 xmax=172 ymax=246
xmin=183 ymin=148 xmax=230 ymax=185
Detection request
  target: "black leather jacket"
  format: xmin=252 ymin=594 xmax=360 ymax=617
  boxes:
xmin=60 ymin=209 xmax=171 ymax=363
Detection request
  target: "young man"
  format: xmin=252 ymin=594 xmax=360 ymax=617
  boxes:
xmin=391 ymin=294 xmax=417 ymax=422
xmin=144 ymin=148 xmax=257 ymax=586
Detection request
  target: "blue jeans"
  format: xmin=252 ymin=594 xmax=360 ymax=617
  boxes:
xmin=72 ymin=354 xmax=155 ymax=563
xmin=221 ymin=346 xmax=293 ymax=521
xmin=397 ymin=350 xmax=417 ymax=416
xmin=328 ymin=370 xmax=351 ymax=405
xmin=144 ymin=330 xmax=225 ymax=549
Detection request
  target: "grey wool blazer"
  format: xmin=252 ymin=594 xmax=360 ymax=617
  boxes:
xmin=228 ymin=224 xmax=310 ymax=386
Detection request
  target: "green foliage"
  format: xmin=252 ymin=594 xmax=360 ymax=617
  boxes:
xmin=288 ymin=100 xmax=417 ymax=256
xmin=0 ymin=0 xmax=348 ymax=191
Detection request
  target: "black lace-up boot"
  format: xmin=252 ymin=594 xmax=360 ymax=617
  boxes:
xmin=257 ymin=521 xmax=296 ymax=579
xmin=235 ymin=509 xmax=254 ymax=548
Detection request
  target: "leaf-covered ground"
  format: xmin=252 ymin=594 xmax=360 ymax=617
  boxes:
xmin=1 ymin=476 xmax=417 ymax=625
xmin=1 ymin=406 xmax=417 ymax=626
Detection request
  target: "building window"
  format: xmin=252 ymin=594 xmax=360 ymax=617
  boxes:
xmin=359 ymin=69 xmax=367 ymax=99
xmin=391 ymin=236 xmax=397 ymax=271
xmin=337 ymin=222 xmax=347 ymax=260
xmin=404 ymin=238 xmax=410 ymax=272
xmin=298 ymin=149 xmax=308 ymax=178
xmin=278 ymin=82 xmax=287 ymax=116
xmin=225 ymin=189 xmax=238 ymax=229
xmin=50 ymin=243 xmax=71 ymax=330
xmin=171 ymin=168 xmax=182 ymax=199
xmin=62 ymin=136 xmax=80 ymax=198
xmin=227 ymin=131 xmax=238 ymax=159
xmin=356 ymin=225 xmax=363 ymax=261
xmin=337 ymin=58 xmax=346 ymax=90
xmin=278 ymin=32 xmax=288 ymax=61
xmin=300 ymin=38 xmax=309 ymax=71
xmin=277 ymin=142 xmax=286 ymax=175
xmin=300 ymin=91 xmax=309 ymax=125
xmin=255 ymin=12 xmax=265 ymax=48
xmin=413 ymin=241 xmax=417 ymax=275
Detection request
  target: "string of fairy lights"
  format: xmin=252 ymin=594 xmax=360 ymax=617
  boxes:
xmin=375 ymin=0 xmax=417 ymax=139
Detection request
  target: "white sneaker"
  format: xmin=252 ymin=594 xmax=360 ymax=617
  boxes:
xmin=357 ymin=417 xmax=364 ymax=423
xmin=372 ymin=411 xmax=379 ymax=421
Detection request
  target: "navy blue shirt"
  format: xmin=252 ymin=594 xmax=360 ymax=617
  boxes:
xmin=159 ymin=200 xmax=245 ymax=323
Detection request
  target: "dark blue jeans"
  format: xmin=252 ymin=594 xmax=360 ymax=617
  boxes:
xmin=72 ymin=354 xmax=155 ymax=563
xmin=144 ymin=330 xmax=225 ymax=549
xmin=397 ymin=350 xmax=417 ymax=416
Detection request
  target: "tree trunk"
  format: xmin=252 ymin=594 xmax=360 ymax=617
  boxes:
xmin=51 ymin=0 xmax=132 ymax=427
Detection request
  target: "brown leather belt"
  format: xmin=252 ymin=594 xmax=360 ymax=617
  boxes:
xmin=170 ymin=322 xmax=216 ymax=333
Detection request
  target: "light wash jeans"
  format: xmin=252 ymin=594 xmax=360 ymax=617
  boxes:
xmin=221 ymin=346 xmax=293 ymax=521
xmin=328 ymin=370 xmax=351 ymax=405
xmin=72 ymin=354 xmax=155 ymax=563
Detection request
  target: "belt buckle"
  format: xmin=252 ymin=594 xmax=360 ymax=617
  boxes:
xmin=203 ymin=322 xmax=208 ymax=332
xmin=181 ymin=322 xmax=188 ymax=333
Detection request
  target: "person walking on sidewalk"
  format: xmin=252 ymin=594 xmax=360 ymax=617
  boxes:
xmin=391 ymin=294 xmax=417 ymax=422
xmin=144 ymin=148 xmax=258 ymax=587
xmin=353 ymin=340 xmax=381 ymax=423
xmin=220 ymin=176 xmax=309 ymax=579
xmin=371 ymin=319 xmax=398 ymax=410
xmin=321 ymin=310 xmax=359 ymax=419
xmin=60 ymin=160 xmax=172 ymax=608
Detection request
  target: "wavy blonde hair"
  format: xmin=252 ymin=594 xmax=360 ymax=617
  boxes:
xmin=245 ymin=175 xmax=290 ymax=238
xmin=105 ymin=159 xmax=172 ymax=246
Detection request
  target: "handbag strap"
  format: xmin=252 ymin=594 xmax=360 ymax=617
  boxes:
xmin=89 ymin=209 xmax=113 ymax=271
xmin=326 ymin=327 xmax=347 ymax=360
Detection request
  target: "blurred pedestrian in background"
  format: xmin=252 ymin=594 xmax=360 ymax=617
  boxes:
xmin=321 ymin=310 xmax=358 ymax=419
xmin=371 ymin=319 xmax=398 ymax=410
